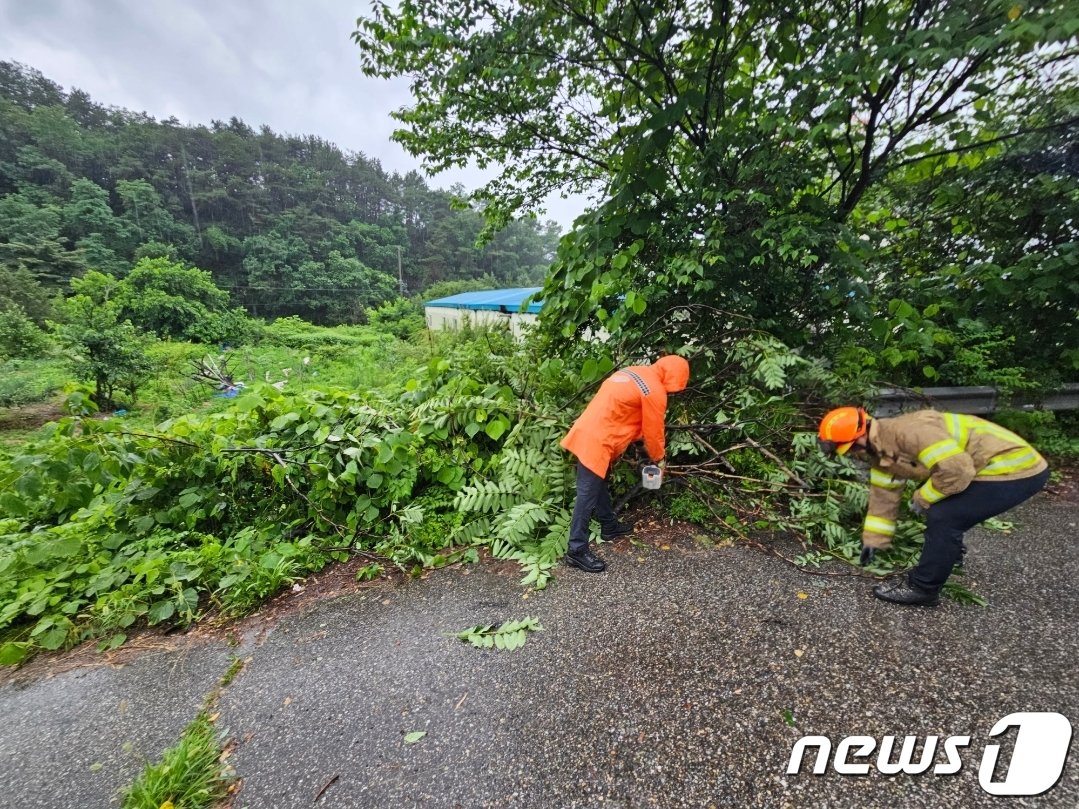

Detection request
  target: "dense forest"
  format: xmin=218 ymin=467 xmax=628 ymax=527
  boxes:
xmin=0 ymin=60 xmax=561 ymax=325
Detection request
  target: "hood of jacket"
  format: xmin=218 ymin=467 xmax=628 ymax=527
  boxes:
xmin=652 ymin=355 xmax=690 ymax=393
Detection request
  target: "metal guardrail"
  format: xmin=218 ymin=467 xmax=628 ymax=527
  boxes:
xmin=873 ymin=383 xmax=1079 ymax=416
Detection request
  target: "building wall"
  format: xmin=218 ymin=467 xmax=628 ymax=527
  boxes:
xmin=424 ymin=307 xmax=539 ymax=339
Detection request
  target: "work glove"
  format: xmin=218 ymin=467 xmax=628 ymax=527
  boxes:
xmin=859 ymin=545 xmax=876 ymax=566
xmin=910 ymin=499 xmax=926 ymax=516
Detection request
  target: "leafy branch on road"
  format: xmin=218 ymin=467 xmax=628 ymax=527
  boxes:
xmin=454 ymin=617 xmax=544 ymax=651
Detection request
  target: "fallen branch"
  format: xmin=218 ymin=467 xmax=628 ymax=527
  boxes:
xmin=267 ymin=451 xmax=390 ymax=565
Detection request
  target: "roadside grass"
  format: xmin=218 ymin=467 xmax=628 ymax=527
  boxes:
xmin=119 ymin=711 xmax=230 ymax=809
xmin=119 ymin=656 xmax=245 ymax=809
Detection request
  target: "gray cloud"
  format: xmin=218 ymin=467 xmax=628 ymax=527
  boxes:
xmin=0 ymin=0 xmax=588 ymax=228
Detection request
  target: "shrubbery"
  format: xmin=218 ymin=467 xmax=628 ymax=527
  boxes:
xmin=1 ymin=319 xmax=1072 ymax=664
xmin=0 ymin=306 xmax=51 ymax=360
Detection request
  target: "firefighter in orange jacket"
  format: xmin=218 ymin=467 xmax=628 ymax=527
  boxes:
xmin=818 ymin=406 xmax=1049 ymax=606
xmin=560 ymin=355 xmax=691 ymax=572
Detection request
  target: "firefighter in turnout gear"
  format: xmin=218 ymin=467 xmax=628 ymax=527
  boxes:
xmin=818 ymin=407 xmax=1049 ymax=606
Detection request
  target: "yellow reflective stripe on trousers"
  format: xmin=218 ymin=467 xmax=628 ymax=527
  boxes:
xmin=863 ymin=515 xmax=896 ymax=536
xmin=979 ymin=447 xmax=1042 ymax=477
xmin=870 ymin=468 xmax=903 ymax=490
xmin=918 ymin=480 xmax=946 ymax=504
xmin=918 ymin=439 xmax=964 ymax=468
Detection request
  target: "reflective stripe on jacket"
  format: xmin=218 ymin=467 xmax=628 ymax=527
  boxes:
xmin=861 ymin=410 xmax=1048 ymax=548
xmin=560 ymin=356 xmax=689 ymax=478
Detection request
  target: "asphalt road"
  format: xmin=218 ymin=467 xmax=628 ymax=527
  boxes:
xmin=1 ymin=491 xmax=1076 ymax=808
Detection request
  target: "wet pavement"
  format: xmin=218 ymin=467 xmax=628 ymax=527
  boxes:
xmin=1 ymin=491 xmax=1076 ymax=808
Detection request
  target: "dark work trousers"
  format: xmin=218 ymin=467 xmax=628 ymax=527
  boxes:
xmin=909 ymin=468 xmax=1050 ymax=593
xmin=568 ymin=462 xmax=619 ymax=554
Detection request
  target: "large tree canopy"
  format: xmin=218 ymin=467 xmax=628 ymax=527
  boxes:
xmin=355 ymin=1 xmax=1079 ymax=380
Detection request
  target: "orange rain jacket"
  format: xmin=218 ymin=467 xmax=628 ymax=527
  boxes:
xmin=860 ymin=410 xmax=1048 ymax=549
xmin=560 ymin=355 xmax=690 ymax=478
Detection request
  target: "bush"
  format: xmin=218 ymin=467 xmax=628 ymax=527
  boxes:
xmin=367 ymin=297 xmax=425 ymax=339
xmin=0 ymin=306 xmax=52 ymax=359
xmin=264 ymin=316 xmax=385 ymax=349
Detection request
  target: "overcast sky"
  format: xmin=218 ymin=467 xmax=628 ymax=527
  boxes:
xmin=0 ymin=0 xmax=588 ymax=230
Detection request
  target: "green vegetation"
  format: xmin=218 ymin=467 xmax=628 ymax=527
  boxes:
xmin=454 ymin=617 xmax=544 ymax=650
xmin=118 ymin=656 xmax=243 ymax=809
xmin=0 ymin=61 xmax=561 ymax=325
xmin=2 ymin=3 xmax=1077 ymax=663
xmin=7 ymin=322 xmax=1035 ymax=663
xmin=356 ymin=0 xmax=1079 ymax=386
xmin=119 ymin=712 xmax=231 ymax=809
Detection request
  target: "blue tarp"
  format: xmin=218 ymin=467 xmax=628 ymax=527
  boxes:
xmin=424 ymin=287 xmax=543 ymax=314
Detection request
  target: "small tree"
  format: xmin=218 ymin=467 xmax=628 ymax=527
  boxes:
xmin=53 ymin=293 xmax=154 ymax=410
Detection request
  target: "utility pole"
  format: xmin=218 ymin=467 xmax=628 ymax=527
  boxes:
xmin=397 ymin=245 xmax=405 ymax=295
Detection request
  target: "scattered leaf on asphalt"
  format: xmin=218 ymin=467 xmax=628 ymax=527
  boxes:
xmin=404 ymin=731 xmax=426 ymax=744
xmin=794 ymin=649 xmax=804 ymax=658
xmin=796 ymin=592 xmax=808 ymax=600
xmin=89 ymin=762 xmax=103 ymax=772
xmin=782 ymin=709 xmax=796 ymax=727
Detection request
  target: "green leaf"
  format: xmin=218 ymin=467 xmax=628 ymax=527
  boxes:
xmin=147 ymin=600 xmax=175 ymax=624
xmin=453 ymin=617 xmax=543 ymax=651
xmin=485 ymin=418 xmax=508 ymax=441
xmin=403 ymin=731 xmax=426 ymax=744
xmin=270 ymin=412 xmax=300 ymax=430
xmin=133 ymin=515 xmax=156 ymax=533
xmin=38 ymin=627 xmax=69 ymax=650
xmin=96 ymin=634 xmax=127 ymax=652
xmin=0 ymin=642 xmax=31 ymax=666
xmin=0 ymin=492 xmax=28 ymax=516
xmin=24 ymin=536 xmax=82 ymax=564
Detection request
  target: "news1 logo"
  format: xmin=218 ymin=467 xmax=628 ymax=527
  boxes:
xmin=787 ymin=712 xmax=1073 ymax=796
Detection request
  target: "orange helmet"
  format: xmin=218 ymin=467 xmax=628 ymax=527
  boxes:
xmin=818 ymin=406 xmax=868 ymax=455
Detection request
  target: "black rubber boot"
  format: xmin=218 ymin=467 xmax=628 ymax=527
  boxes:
xmin=564 ymin=548 xmax=607 ymax=573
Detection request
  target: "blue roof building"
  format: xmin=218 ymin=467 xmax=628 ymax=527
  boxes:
xmin=424 ymin=287 xmax=544 ymax=315
xmin=423 ymin=287 xmax=543 ymax=337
